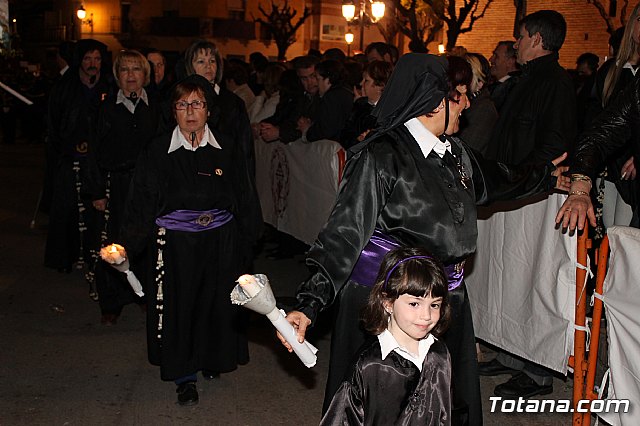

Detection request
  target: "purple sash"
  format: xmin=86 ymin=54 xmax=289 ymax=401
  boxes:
xmin=349 ymin=229 xmax=464 ymax=291
xmin=155 ymin=209 xmax=233 ymax=232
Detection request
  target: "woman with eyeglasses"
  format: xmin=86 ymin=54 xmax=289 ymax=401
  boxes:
xmin=121 ymin=74 xmax=261 ymax=406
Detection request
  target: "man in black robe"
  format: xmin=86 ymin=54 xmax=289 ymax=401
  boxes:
xmin=44 ymin=39 xmax=114 ymax=272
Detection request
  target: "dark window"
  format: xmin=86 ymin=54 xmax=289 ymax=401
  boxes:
xmin=121 ymin=3 xmax=131 ymax=33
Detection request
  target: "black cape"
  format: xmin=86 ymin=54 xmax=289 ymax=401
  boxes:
xmin=321 ymin=337 xmax=451 ymax=426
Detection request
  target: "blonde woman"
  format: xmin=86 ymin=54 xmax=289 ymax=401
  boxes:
xmin=585 ymin=3 xmax=640 ymax=236
xmin=88 ymin=49 xmax=159 ymax=325
xmin=457 ymin=53 xmax=498 ymax=156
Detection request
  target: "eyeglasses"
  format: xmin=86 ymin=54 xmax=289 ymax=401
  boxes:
xmin=174 ymin=100 xmax=207 ymax=110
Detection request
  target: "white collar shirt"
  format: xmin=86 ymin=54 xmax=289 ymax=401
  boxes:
xmin=404 ymin=117 xmax=451 ymax=158
xmin=116 ymin=89 xmax=149 ymax=114
xmin=378 ymin=329 xmax=436 ymax=371
xmin=168 ymin=123 xmax=221 ymax=153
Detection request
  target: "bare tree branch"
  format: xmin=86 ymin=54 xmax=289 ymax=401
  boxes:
xmin=253 ymin=0 xmax=311 ymax=60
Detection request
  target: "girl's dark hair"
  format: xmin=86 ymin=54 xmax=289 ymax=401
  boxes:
xmin=315 ymin=59 xmax=347 ymax=87
xmin=362 ymin=247 xmax=451 ymax=337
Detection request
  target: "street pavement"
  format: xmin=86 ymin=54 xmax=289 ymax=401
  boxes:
xmin=0 ymin=144 xmax=579 ymax=425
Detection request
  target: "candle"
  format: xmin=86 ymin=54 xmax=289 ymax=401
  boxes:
xmin=99 ymin=243 xmax=144 ymax=297
xmin=100 ymin=243 xmax=126 ymax=265
xmin=237 ymin=274 xmax=262 ymax=298
xmin=231 ymin=274 xmax=318 ymax=368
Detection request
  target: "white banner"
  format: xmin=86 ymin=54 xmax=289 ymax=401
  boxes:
xmin=0 ymin=0 xmax=8 ymax=49
xmin=466 ymin=193 xmax=577 ymax=374
xmin=598 ymin=226 xmax=640 ymax=425
xmin=255 ymin=138 xmax=344 ymax=245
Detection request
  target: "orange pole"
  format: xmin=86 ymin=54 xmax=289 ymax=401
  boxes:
xmin=572 ymin=226 xmax=591 ymax=425
xmin=580 ymin=236 xmax=609 ymax=423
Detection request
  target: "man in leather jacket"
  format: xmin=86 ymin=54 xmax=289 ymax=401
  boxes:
xmin=486 ymin=10 xmax=576 ymax=166
xmin=479 ymin=10 xmax=577 ymax=399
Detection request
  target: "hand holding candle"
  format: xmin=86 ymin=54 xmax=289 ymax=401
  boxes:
xmin=99 ymin=243 xmax=145 ymax=297
xmin=231 ymin=274 xmax=318 ymax=368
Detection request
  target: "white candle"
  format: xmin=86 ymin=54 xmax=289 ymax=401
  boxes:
xmin=231 ymin=274 xmax=318 ymax=368
xmin=237 ymin=274 xmax=262 ymax=298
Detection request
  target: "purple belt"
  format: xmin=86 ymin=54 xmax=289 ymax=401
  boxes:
xmin=155 ymin=209 xmax=233 ymax=232
xmin=349 ymin=229 xmax=464 ymax=291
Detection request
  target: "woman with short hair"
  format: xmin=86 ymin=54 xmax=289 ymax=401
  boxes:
xmin=88 ymin=49 xmax=159 ymax=325
xmin=122 ymin=75 xmax=261 ymax=405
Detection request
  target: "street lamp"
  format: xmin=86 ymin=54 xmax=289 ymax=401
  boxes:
xmin=341 ymin=0 xmax=385 ymax=52
xmin=345 ymin=30 xmax=354 ymax=57
xmin=76 ymin=5 xmax=94 ymax=32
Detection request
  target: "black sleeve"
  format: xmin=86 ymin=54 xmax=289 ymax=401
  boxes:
xmin=572 ymin=78 xmax=640 ymax=179
xmin=86 ymin=102 xmax=111 ymax=200
xmin=465 ymin=144 xmax=555 ymax=206
xmin=121 ymin=139 xmax=162 ymax=257
xmin=295 ymin=145 xmax=392 ymax=322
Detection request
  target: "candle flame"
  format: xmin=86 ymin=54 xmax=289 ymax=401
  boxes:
xmin=109 ymin=245 xmax=117 ymax=253
xmin=237 ymin=274 xmax=253 ymax=286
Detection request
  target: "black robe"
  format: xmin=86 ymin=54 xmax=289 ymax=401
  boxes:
xmin=122 ymin=129 xmax=261 ymax=380
xmin=44 ymin=71 xmax=113 ymax=270
xmin=87 ymin=93 xmax=160 ymax=314
xmin=321 ymin=338 xmax=451 ymax=426
xmin=208 ymin=86 xmax=256 ymax=178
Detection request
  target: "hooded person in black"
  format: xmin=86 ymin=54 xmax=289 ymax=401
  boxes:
xmin=279 ymin=53 xmax=568 ymax=425
xmin=44 ymin=39 xmax=114 ymax=273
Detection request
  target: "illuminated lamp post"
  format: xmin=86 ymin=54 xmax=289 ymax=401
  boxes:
xmin=341 ymin=0 xmax=385 ymax=53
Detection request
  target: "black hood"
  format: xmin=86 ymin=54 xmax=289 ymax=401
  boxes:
xmin=371 ymin=53 xmax=449 ymax=137
xmin=72 ymin=39 xmax=107 ymax=69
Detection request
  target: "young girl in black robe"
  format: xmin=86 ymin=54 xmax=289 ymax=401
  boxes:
xmin=321 ymin=247 xmax=452 ymax=425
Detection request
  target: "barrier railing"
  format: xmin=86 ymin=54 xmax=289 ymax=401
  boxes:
xmin=254 ymin=137 xmax=345 ymax=245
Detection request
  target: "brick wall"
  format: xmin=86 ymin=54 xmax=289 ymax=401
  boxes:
xmin=451 ymin=0 xmax=635 ymax=70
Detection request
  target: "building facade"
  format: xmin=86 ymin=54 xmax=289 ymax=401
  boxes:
xmin=9 ymin=0 xmax=636 ymax=68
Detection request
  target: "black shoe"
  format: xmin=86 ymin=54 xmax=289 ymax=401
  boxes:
xmin=494 ymin=373 xmax=553 ymax=398
xmin=176 ymin=382 xmax=199 ymax=406
xmin=477 ymin=358 xmax=519 ymax=376
xmin=202 ymin=370 xmax=219 ymax=380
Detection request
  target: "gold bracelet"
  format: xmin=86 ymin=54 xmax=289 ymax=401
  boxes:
xmin=570 ymin=174 xmax=592 ymax=183
xmin=569 ymin=190 xmax=589 ymax=196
